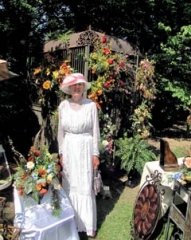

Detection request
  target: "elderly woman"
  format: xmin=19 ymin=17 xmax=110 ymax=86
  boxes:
xmin=57 ymin=73 xmax=100 ymax=238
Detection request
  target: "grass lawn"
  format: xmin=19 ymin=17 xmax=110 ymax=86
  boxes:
xmin=96 ymin=185 xmax=137 ymax=240
xmin=80 ymin=143 xmax=189 ymax=240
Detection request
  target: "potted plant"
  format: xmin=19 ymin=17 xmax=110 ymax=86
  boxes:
xmin=115 ymin=133 xmax=157 ymax=187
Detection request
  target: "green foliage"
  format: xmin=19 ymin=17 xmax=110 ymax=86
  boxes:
xmin=153 ymin=24 xmax=191 ymax=126
xmin=158 ymin=22 xmax=172 ymax=33
xmin=58 ymin=30 xmax=74 ymax=44
xmin=115 ymin=134 xmax=157 ymax=174
xmin=1 ymin=0 xmax=191 ymax=142
xmin=165 ymin=81 xmax=191 ymax=110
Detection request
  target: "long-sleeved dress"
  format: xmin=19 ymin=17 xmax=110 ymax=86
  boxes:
xmin=57 ymin=98 xmax=100 ymax=235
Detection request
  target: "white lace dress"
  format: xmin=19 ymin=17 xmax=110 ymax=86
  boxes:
xmin=57 ymin=98 xmax=100 ymax=235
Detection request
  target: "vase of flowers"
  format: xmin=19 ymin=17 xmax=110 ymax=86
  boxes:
xmin=13 ymin=145 xmax=62 ymax=216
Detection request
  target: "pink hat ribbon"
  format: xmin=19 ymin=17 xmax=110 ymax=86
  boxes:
xmin=61 ymin=74 xmax=85 ymax=87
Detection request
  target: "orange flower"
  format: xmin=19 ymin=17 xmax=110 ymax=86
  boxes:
xmin=38 ymin=169 xmax=47 ymax=176
xmin=41 ymin=182 xmax=47 ymax=187
xmin=59 ymin=63 xmax=71 ymax=75
xmin=97 ymin=90 xmax=103 ymax=96
xmin=18 ymin=189 xmax=24 ymax=196
xmin=102 ymin=48 xmax=111 ymax=55
xmin=107 ymin=59 xmax=113 ymax=64
xmin=60 ymin=67 xmax=71 ymax=75
xmin=88 ymin=93 xmax=96 ymax=99
xmin=43 ymin=80 xmax=51 ymax=90
xmin=33 ymin=67 xmax=41 ymax=75
xmin=92 ymin=67 xmax=97 ymax=74
xmin=30 ymin=146 xmax=35 ymax=153
xmin=60 ymin=62 xmax=67 ymax=68
xmin=36 ymin=184 xmax=42 ymax=191
xmin=29 ymin=147 xmax=40 ymax=157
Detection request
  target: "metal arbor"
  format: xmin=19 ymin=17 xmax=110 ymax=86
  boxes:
xmin=43 ymin=29 xmax=140 ymax=81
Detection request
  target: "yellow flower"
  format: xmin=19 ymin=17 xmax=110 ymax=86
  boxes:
xmin=47 ymin=173 xmax=53 ymax=182
xmin=53 ymin=70 xmax=59 ymax=79
xmin=46 ymin=68 xmax=51 ymax=76
xmin=33 ymin=67 xmax=41 ymax=75
xmin=91 ymin=53 xmax=98 ymax=59
xmin=43 ymin=80 xmax=51 ymax=90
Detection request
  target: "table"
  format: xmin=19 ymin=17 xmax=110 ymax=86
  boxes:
xmin=14 ymin=186 xmax=79 ymax=240
xmin=140 ymin=158 xmax=184 ymax=217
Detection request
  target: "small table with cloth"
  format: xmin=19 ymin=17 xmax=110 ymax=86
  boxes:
xmin=14 ymin=186 xmax=79 ymax=240
xmin=140 ymin=157 xmax=184 ymax=217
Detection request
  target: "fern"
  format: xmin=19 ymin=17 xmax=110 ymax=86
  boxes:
xmin=115 ymin=134 xmax=157 ymax=175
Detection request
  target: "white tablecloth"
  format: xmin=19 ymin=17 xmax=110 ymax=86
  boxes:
xmin=140 ymin=158 xmax=184 ymax=217
xmin=14 ymin=187 xmax=79 ymax=240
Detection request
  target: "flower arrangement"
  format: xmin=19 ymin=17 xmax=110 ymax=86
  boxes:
xmin=13 ymin=145 xmax=62 ymax=216
xmin=32 ymin=57 xmax=75 ymax=113
xmin=181 ymin=156 xmax=191 ymax=183
xmin=86 ymin=34 xmax=156 ymax=138
xmin=86 ymin=34 xmax=135 ymax=110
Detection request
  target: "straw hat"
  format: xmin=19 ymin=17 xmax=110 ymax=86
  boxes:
xmin=60 ymin=73 xmax=91 ymax=94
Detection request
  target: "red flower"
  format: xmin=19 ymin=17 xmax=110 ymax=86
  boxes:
xmin=28 ymin=156 xmax=34 ymax=162
xmin=119 ymin=62 xmax=125 ymax=67
xmin=30 ymin=147 xmax=41 ymax=157
xmin=38 ymin=169 xmax=47 ymax=176
xmin=102 ymin=48 xmax=110 ymax=55
xmin=107 ymin=59 xmax=113 ymax=65
xmin=101 ymin=35 xmax=106 ymax=43
xmin=34 ymin=150 xmax=40 ymax=157
xmin=103 ymin=82 xmax=111 ymax=89
xmin=40 ymin=188 xmax=48 ymax=195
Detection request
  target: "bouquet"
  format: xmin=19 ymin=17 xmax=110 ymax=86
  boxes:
xmin=182 ymin=156 xmax=191 ymax=182
xmin=13 ymin=145 xmax=61 ymax=216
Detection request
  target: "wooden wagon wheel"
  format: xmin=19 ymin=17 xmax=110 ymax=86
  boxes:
xmin=132 ymin=183 xmax=161 ymax=240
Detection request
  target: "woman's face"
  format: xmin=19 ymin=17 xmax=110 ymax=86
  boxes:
xmin=69 ymin=83 xmax=85 ymax=96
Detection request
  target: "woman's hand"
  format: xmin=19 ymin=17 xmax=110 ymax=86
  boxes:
xmin=93 ymin=155 xmax=100 ymax=169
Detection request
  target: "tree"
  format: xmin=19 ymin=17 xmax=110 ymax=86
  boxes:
xmin=152 ymin=24 xmax=191 ymax=128
xmin=0 ymin=0 xmax=191 ymax=150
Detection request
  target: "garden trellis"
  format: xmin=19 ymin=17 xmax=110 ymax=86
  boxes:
xmin=43 ymin=29 xmax=140 ymax=81
xmin=32 ymin=28 xmax=155 ymax=145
